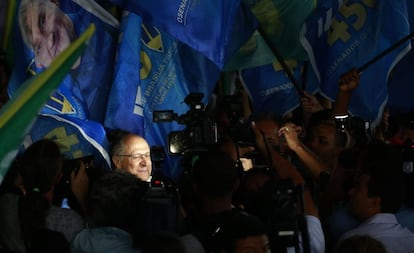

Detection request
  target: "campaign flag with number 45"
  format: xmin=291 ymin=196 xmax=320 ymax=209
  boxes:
xmin=301 ymin=0 xmax=410 ymax=124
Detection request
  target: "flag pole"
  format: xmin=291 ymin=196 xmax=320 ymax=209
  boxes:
xmin=258 ymin=27 xmax=305 ymax=97
xmin=358 ymin=32 xmax=414 ymax=73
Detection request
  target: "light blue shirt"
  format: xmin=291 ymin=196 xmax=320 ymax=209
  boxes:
xmin=71 ymin=227 xmax=140 ymax=253
xmin=340 ymin=213 xmax=414 ymax=253
xmin=287 ymin=215 xmax=325 ymax=253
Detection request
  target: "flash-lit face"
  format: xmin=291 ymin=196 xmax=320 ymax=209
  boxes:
xmin=306 ymin=124 xmax=339 ymax=168
xmin=22 ymin=0 xmax=79 ymax=69
xmin=113 ymin=135 xmax=152 ymax=182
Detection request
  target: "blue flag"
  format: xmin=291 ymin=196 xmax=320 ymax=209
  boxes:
xmin=108 ymin=0 xmax=257 ymax=69
xmin=388 ymin=47 xmax=414 ymax=115
xmin=23 ymin=114 xmax=111 ymax=170
xmin=105 ymin=11 xmax=221 ymax=179
xmin=301 ymin=0 xmax=410 ymax=124
xmin=104 ymin=11 xmax=144 ymax=136
xmin=8 ymin=0 xmax=119 ymax=123
xmin=241 ymin=60 xmax=319 ymax=116
xmin=387 ymin=2 xmax=414 ymax=115
xmin=0 ymin=24 xmax=95 ymax=182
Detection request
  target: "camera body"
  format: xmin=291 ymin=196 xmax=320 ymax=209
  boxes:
xmin=61 ymin=155 xmax=94 ymax=185
xmin=142 ymin=179 xmax=180 ymax=233
xmin=243 ymin=178 xmax=303 ymax=250
xmin=53 ymin=155 xmax=94 ymax=209
xmin=153 ymin=93 xmax=218 ymax=155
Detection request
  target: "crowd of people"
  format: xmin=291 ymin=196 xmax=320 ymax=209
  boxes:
xmin=0 ymin=62 xmax=414 ymax=253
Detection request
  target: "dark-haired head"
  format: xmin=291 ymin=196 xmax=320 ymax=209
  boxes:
xmin=358 ymin=140 xmax=405 ymax=213
xmin=19 ymin=139 xmax=63 ymax=194
xmin=17 ymin=139 xmax=64 ymax=247
xmin=214 ymin=212 xmax=270 ymax=253
xmin=191 ymin=150 xmax=239 ymax=198
xmin=86 ymin=170 xmax=149 ymax=233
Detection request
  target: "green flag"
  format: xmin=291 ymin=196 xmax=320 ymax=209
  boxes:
xmin=0 ymin=24 xmax=95 ymax=184
xmin=224 ymin=0 xmax=316 ymax=71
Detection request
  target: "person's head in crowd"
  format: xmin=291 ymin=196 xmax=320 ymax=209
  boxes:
xmin=17 ymin=139 xmax=66 ymax=250
xmin=347 ymin=140 xmax=405 ymax=221
xmin=305 ymin=109 xmax=349 ymax=170
xmin=191 ymin=150 xmax=240 ymax=200
xmin=253 ymin=111 xmax=286 ymax=149
xmin=18 ymin=139 xmax=63 ymax=200
xmin=18 ymin=0 xmax=79 ymax=69
xmin=190 ymin=150 xmax=240 ymax=216
xmin=85 ymin=170 xmax=149 ymax=234
xmin=334 ymin=235 xmax=387 ymax=253
xmin=110 ymin=130 xmax=152 ymax=182
xmin=234 ymin=167 xmax=274 ymax=208
xmin=388 ymin=111 xmax=414 ymax=146
xmin=215 ymin=211 xmax=271 ymax=253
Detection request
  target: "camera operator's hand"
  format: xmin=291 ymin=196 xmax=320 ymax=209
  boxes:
xmin=70 ymin=161 xmax=89 ymax=213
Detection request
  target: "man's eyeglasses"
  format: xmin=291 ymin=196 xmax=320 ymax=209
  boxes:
xmin=115 ymin=153 xmax=151 ymax=161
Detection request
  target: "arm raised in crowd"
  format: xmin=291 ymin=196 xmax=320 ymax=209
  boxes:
xmin=332 ymin=68 xmax=360 ymax=117
xmin=251 ymin=121 xmax=318 ymax=217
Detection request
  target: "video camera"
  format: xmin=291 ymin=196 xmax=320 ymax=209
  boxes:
xmin=243 ymin=178 xmax=309 ymax=253
xmin=141 ymin=178 xmax=181 ymax=233
xmin=153 ymin=93 xmax=218 ymax=155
